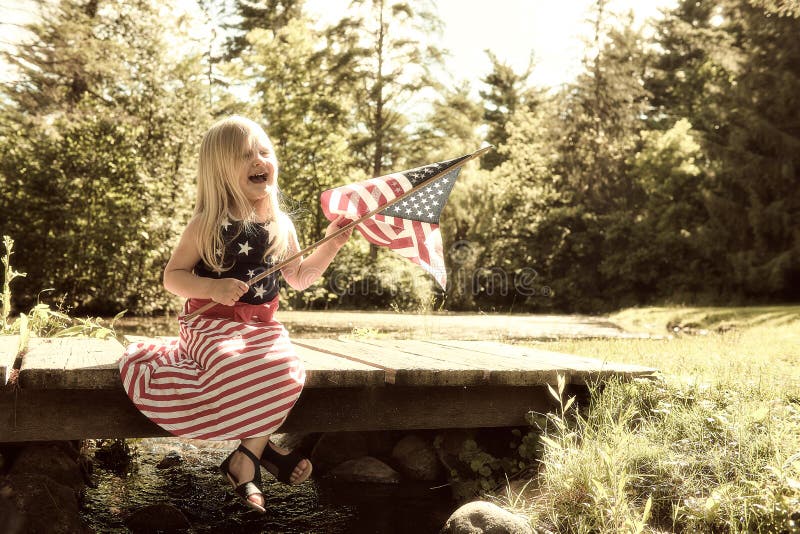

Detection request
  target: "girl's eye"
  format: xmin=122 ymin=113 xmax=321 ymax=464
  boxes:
xmin=260 ymin=150 xmax=270 ymax=157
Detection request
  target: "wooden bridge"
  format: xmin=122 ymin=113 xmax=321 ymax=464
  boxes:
xmin=0 ymin=335 xmax=656 ymax=442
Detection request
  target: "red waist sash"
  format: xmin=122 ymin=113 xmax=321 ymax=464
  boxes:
xmin=184 ymin=296 xmax=279 ymax=324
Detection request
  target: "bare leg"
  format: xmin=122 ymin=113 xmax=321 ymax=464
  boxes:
xmin=228 ymin=435 xmax=270 ymax=508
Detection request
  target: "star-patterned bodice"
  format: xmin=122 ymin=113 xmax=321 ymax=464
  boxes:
xmin=194 ymin=218 xmax=280 ymax=304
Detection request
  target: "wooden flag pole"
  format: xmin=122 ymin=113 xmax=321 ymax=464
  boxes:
xmin=184 ymin=145 xmax=493 ymax=320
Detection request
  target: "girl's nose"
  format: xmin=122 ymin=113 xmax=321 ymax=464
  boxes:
xmin=253 ymin=159 xmax=272 ymax=175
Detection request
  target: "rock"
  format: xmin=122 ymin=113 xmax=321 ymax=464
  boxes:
xmin=0 ymin=485 xmax=24 ymax=534
xmin=310 ymin=432 xmax=370 ymax=474
xmin=156 ymin=451 xmax=182 ymax=470
xmin=0 ymin=473 xmax=91 ymax=534
xmin=125 ymin=502 xmax=191 ymax=533
xmin=441 ymin=501 xmax=533 ymax=534
xmin=328 ymin=456 xmax=401 ymax=483
xmin=9 ymin=444 xmax=85 ymax=495
xmin=365 ymin=430 xmax=399 ymax=458
xmin=391 ymin=434 xmax=443 ymax=481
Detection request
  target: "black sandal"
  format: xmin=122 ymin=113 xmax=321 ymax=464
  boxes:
xmin=260 ymin=440 xmax=313 ymax=485
xmin=220 ymin=444 xmax=266 ymax=513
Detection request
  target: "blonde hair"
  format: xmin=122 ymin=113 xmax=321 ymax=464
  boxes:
xmin=194 ymin=116 xmax=290 ymax=273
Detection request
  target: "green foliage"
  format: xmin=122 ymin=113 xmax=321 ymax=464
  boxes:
xmin=433 ymin=425 xmax=544 ymax=502
xmin=327 ymin=239 xmax=437 ymax=311
xmin=0 ymin=0 xmax=210 ymax=314
xmin=479 ymin=52 xmax=536 ymax=171
xmin=1 ymin=236 xmax=122 ymax=344
xmin=223 ymin=0 xmax=304 ymax=59
xmin=649 ymin=0 xmax=800 ymax=303
xmin=1 ymin=0 xmax=798 ymax=316
xmin=535 ymin=376 xmax=800 ymax=533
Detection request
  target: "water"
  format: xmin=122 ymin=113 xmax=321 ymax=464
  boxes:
xmin=81 ymin=438 xmax=456 ymax=533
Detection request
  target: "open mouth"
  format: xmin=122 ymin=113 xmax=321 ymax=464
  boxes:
xmin=248 ymin=173 xmax=268 ymax=184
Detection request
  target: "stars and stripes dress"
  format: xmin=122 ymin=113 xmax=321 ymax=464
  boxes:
xmin=119 ymin=219 xmax=305 ymax=440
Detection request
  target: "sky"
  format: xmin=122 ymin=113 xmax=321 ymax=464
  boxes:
xmin=1 ymin=0 xmax=676 ymax=94
xmin=305 ymin=0 xmax=677 ymax=90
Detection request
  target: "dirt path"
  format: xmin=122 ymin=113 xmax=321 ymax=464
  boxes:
xmin=279 ymin=310 xmax=648 ymax=340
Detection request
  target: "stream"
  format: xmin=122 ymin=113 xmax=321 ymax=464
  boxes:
xmin=81 ymin=437 xmax=455 ymax=533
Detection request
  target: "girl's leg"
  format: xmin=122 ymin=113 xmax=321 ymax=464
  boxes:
xmin=228 ymin=436 xmax=270 ymax=508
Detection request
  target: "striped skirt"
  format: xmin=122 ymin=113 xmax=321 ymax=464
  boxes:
xmin=119 ymin=297 xmax=305 ymax=440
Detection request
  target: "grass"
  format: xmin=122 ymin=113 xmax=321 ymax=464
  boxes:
xmin=500 ymin=306 xmax=800 ymax=533
xmin=1 ymin=235 xmax=122 ymax=346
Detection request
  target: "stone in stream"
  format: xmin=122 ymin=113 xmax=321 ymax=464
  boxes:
xmin=156 ymin=451 xmax=183 ymax=470
xmin=328 ymin=456 xmax=401 ymax=483
xmin=9 ymin=443 xmax=86 ymax=495
xmin=391 ymin=434 xmax=443 ymax=481
xmin=125 ymin=502 xmax=191 ymax=533
xmin=310 ymin=431 xmax=370 ymax=474
xmin=441 ymin=501 xmax=534 ymax=534
xmin=0 ymin=472 xmax=91 ymax=533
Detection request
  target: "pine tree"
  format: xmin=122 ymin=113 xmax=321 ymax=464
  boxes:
xmin=482 ymin=1 xmax=653 ymax=311
xmin=706 ymin=1 xmax=800 ymax=299
xmin=650 ymin=0 xmax=800 ymax=301
xmin=339 ymin=0 xmax=445 ymax=176
xmin=223 ymin=0 xmax=305 ymax=58
xmin=479 ymin=52 xmax=534 ymax=171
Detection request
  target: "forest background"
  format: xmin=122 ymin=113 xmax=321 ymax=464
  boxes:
xmin=0 ymin=0 xmax=798 ymax=316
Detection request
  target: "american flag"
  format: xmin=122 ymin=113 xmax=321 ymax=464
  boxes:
xmin=320 ymin=153 xmax=473 ymax=289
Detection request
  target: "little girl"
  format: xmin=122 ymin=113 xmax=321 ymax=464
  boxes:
xmin=119 ymin=115 xmax=352 ymax=513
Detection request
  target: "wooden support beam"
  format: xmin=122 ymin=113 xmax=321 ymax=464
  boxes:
xmin=0 ymin=384 xmax=558 ymax=442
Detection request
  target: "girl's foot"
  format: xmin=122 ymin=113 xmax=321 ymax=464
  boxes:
xmin=221 ymin=445 xmax=266 ymax=512
xmin=260 ymin=440 xmax=313 ymax=485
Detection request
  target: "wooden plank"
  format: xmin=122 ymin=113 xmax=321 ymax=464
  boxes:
xmin=19 ymin=337 xmax=125 ymax=390
xmin=429 ymin=340 xmax=658 ymax=382
xmin=0 ymin=335 xmax=20 ymax=385
xmin=357 ymin=339 xmax=569 ymax=386
xmin=0 ymin=384 xmax=559 ymax=441
xmin=292 ymin=343 xmax=385 ymax=388
xmin=294 ymin=338 xmax=490 ymax=386
xmin=124 ymin=336 xmax=386 ymax=389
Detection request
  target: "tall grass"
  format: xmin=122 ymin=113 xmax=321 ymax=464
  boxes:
xmin=503 ymin=309 xmax=800 ymax=533
xmin=1 ymin=235 xmax=123 ymax=344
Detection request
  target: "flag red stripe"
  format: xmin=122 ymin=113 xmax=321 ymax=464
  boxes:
xmin=320 ymin=158 xmax=459 ymax=289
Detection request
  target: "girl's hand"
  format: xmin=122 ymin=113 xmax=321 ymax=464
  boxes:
xmin=210 ymin=278 xmax=250 ymax=306
xmin=325 ymin=215 xmax=353 ymax=250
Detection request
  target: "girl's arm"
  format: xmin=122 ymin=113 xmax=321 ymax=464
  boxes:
xmin=281 ymin=216 xmax=352 ymax=291
xmin=163 ymin=217 xmax=249 ymax=306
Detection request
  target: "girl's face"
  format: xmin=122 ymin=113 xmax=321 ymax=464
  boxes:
xmin=238 ymin=130 xmax=278 ymax=203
